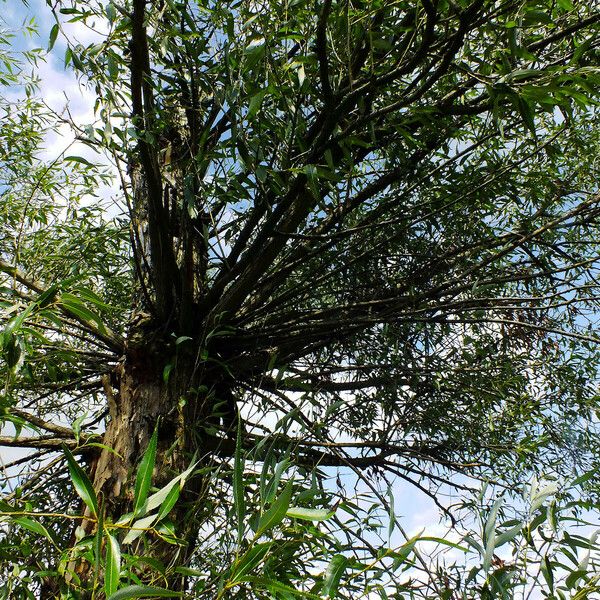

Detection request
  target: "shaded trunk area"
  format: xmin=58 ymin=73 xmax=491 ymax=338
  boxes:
xmin=56 ymin=324 xmax=229 ymax=597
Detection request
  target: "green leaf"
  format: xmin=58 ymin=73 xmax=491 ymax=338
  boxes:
xmin=36 ymin=283 xmax=59 ymax=308
xmin=93 ymin=502 xmax=104 ymax=580
xmin=13 ymin=517 xmax=53 ymax=543
xmin=565 ymin=569 xmax=587 ymax=589
xmin=484 ymin=497 xmax=503 ymax=544
xmin=64 ymin=155 xmax=94 ymax=167
xmin=59 ymin=293 xmax=107 ymax=333
xmin=4 ymin=302 xmax=35 ymax=336
xmin=247 ymin=89 xmax=267 ymax=121
xmin=145 ymin=458 xmax=197 ymax=517
xmin=572 ymin=469 xmax=597 ymax=487
xmin=286 ymin=506 xmax=335 ymax=521
xmin=256 ymin=478 xmax=294 ymax=536
xmin=418 ymin=537 xmax=468 ymax=552
xmin=240 ymin=576 xmax=320 ymax=598
xmin=263 ymin=458 xmax=290 ymax=504
xmin=63 ymin=445 xmax=98 ymax=518
xmin=48 ymin=23 xmax=59 ymax=52
xmin=541 ymin=556 xmax=554 ymax=591
xmin=156 ymin=483 xmax=180 ymax=522
xmin=230 ymin=542 xmax=272 ymax=582
xmin=322 ymin=555 xmax=348 ymax=598
xmin=234 ymin=418 xmax=245 ymax=544
xmin=107 ymin=585 xmax=182 ymax=600
xmin=105 ymin=533 xmax=121 ymax=596
xmin=303 ymin=164 xmax=320 ymax=201
xmin=387 ymin=485 xmax=395 ymax=544
xmin=73 ymin=286 xmax=113 ymax=311
xmin=106 ymin=2 xmax=117 ymax=23
xmin=495 ymin=523 xmax=522 ymax=548
xmin=531 ymin=482 xmax=559 ymax=512
xmin=133 ymin=424 xmax=158 ymax=517
xmin=123 ymin=513 xmax=158 ymax=545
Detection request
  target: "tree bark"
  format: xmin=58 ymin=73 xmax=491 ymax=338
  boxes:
xmin=61 ymin=322 xmax=215 ymax=597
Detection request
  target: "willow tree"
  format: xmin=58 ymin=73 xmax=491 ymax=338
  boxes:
xmin=1 ymin=0 xmax=600 ymax=597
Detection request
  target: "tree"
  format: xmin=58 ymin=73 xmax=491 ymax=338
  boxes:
xmin=0 ymin=0 xmax=599 ymax=597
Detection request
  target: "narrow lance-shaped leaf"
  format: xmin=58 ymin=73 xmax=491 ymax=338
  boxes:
xmin=63 ymin=445 xmax=98 ymax=518
xmin=93 ymin=501 xmax=104 ymax=583
xmin=13 ymin=517 xmax=54 ymax=544
xmin=105 ymin=532 xmax=121 ymax=597
xmin=286 ymin=506 xmax=336 ymax=521
xmin=145 ymin=456 xmax=198 ymax=518
xmin=123 ymin=513 xmax=159 ymax=545
xmin=322 ymin=555 xmax=348 ymax=598
xmin=107 ymin=585 xmax=182 ymax=600
xmin=230 ymin=542 xmax=273 ymax=583
xmin=256 ymin=478 xmax=294 ymax=536
xmin=133 ymin=423 xmax=158 ymax=517
xmin=48 ymin=23 xmax=59 ymax=51
xmin=233 ymin=417 xmax=245 ymax=544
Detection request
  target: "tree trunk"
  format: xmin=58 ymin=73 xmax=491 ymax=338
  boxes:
xmin=63 ymin=322 xmax=216 ymax=597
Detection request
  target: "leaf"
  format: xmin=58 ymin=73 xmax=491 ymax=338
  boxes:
xmin=63 ymin=445 xmax=98 ymax=518
xmin=387 ymin=485 xmax=395 ymax=544
xmin=36 ymin=283 xmax=59 ymax=308
xmin=247 ymin=89 xmax=267 ymax=120
xmin=13 ymin=517 xmax=53 ymax=543
xmin=64 ymin=155 xmax=94 ymax=167
xmin=322 ymin=555 xmax=348 ymax=598
xmin=4 ymin=303 xmax=35 ymax=336
xmin=133 ymin=424 xmax=158 ymax=517
xmin=156 ymin=483 xmax=180 ymax=522
xmin=73 ymin=286 xmax=113 ymax=311
xmin=297 ymin=64 xmax=305 ymax=87
xmin=48 ymin=23 xmax=59 ymax=52
xmin=565 ymin=569 xmax=587 ymax=589
xmin=59 ymin=292 xmax=107 ymax=333
xmin=107 ymin=586 xmax=182 ymax=600
xmin=571 ymin=469 xmax=597 ymax=487
xmin=230 ymin=542 xmax=272 ymax=582
xmin=494 ymin=523 xmax=522 ymax=548
xmin=286 ymin=506 xmax=335 ymax=521
xmin=541 ymin=556 xmax=554 ymax=591
xmin=303 ymin=164 xmax=320 ymax=201
xmin=162 ymin=362 xmax=173 ymax=383
xmin=145 ymin=458 xmax=197 ymax=516
xmin=531 ymin=482 xmax=559 ymax=512
xmin=388 ymin=530 xmax=423 ymax=569
xmin=264 ymin=458 xmax=290 ymax=503
xmin=256 ymin=478 xmax=294 ymax=536
xmin=94 ymin=502 xmax=104 ymax=580
xmin=105 ymin=533 xmax=121 ymax=596
xmin=240 ymin=576 xmax=320 ymax=598
xmin=484 ymin=497 xmax=503 ymax=545
xmin=106 ymin=2 xmax=117 ymax=23
xmin=233 ymin=417 xmax=245 ymax=544
xmin=122 ymin=513 xmax=158 ymax=545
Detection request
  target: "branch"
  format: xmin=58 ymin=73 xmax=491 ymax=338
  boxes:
xmin=130 ymin=0 xmax=176 ymax=317
xmin=0 ymin=436 xmax=77 ymax=449
xmin=316 ymin=0 xmax=333 ymax=105
xmin=9 ymin=409 xmax=75 ymax=437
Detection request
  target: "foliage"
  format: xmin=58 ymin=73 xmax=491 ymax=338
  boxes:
xmin=0 ymin=0 xmax=599 ymax=597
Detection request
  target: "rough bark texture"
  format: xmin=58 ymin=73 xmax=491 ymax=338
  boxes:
xmin=62 ymin=323 xmax=214 ymax=597
xmin=93 ymin=330 xmax=185 ymax=508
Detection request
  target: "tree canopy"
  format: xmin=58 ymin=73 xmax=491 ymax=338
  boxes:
xmin=0 ymin=0 xmax=599 ymax=597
